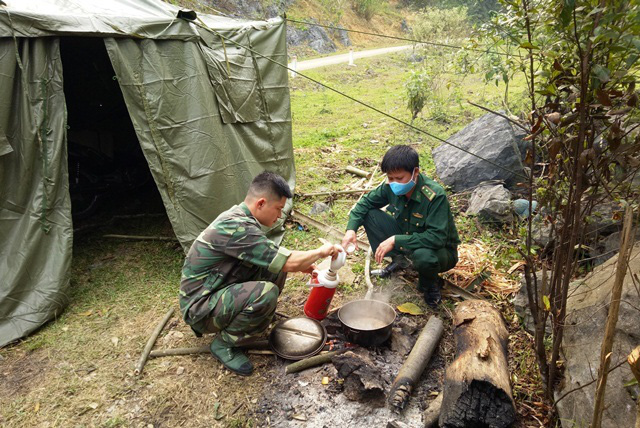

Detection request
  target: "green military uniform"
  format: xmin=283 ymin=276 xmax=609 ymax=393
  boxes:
xmin=179 ymin=202 xmax=291 ymax=346
xmin=346 ymin=173 xmax=460 ymax=292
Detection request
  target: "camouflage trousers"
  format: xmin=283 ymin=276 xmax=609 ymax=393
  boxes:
xmin=190 ymin=277 xmax=283 ymax=346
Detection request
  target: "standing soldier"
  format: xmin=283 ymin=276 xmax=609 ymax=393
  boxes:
xmin=341 ymin=145 xmax=459 ymax=307
xmin=180 ymin=171 xmax=342 ymax=376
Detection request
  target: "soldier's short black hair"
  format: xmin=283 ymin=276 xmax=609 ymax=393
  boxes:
xmin=248 ymin=171 xmax=292 ymax=200
xmin=380 ymin=145 xmax=419 ymax=173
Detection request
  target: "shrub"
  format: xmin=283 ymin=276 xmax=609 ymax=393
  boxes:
xmin=412 ymin=6 xmax=470 ymax=43
xmin=352 ymin=0 xmax=381 ymax=20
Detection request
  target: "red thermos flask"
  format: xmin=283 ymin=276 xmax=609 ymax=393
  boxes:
xmin=304 ymin=271 xmax=337 ymax=320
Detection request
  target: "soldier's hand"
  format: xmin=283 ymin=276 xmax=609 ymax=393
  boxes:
xmin=341 ymin=230 xmax=358 ymax=252
xmin=302 ymin=264 xmax=316 ymax=274
xmin=319 ymin=243 xmax=343 ymax=260
xmin=375 ymin=236 xmax=395 ymax=264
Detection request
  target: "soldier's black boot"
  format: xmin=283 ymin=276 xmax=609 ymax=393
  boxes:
xmin=210 ymin=336 xmax=253 ymax=376
xmin=420 ymin=276 xmax=443 ymax=309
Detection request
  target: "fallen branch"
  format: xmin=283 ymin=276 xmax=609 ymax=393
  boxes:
xmin=388 ymin=316 xmax=444 ymax=411
xmin=104 ymin=234 xmax=178 ymax=242
xmin=135 ymin=307 xmax=175 ymax=375
xmin=285 ymin=350 xmax=346 ymax=374
xmin=349 ymin=166 xmax=382 ymax=215
xmin=346 ymin=165 xmax=371 ymax=178
xmin=290 ymin=211 xmax=370 ymax=252
xmin=149 ymin=345 xmax=274 ymax=358
xmin=592 ymin=204 xmax=636 ymax=428
xmin=296 ymin=188 xmax=374 ymax=197
xmin=443 ymin=279 xmax=485 ymax=301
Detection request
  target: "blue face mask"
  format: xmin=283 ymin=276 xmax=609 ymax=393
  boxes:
xmin=389 ymin=169 xmax=417 ymax=196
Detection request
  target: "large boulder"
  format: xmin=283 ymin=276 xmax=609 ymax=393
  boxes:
xmin=287 ymin=23 xmax=337 ymax=54
xmin=433 ymin=113 xmax=526 ymax=192
xmin=555 ymin=242 xmax=640 ymax=428
xmin=466 ymin=182 xmax=513 ymax=224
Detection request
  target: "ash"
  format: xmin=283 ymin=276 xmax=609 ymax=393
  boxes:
xmin=253 ymin=313 xmax=449 ymax=427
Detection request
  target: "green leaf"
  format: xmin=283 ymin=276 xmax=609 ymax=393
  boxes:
xmin=623 ymin=378 xmax=638 ymax=387
xmin=520 ymin=42 xmax=540 ymax=50
xmin=559 ymin=0 xmax=574 ymax=27
xmin=543 ymin=295 xmax=551 ymax=311
xmin=397 ymin=302 xmax=425 ymax=315
xmin=592 ymin=64 xmax=610 ymax=83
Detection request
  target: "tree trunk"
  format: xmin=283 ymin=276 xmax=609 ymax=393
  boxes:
xmin=439 ymin=300 xmax=515 ymax=428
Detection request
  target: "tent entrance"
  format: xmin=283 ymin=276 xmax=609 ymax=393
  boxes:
xmin=60 ymin=37 xmax=163 ymax=223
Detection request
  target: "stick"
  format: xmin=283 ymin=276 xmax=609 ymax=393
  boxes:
xmin=135 ymin=307 xmax=175 ymax=375
xmin=443 ymin=279 xmax=486 ymax=301
xmin=345 ymin=165 xmax=371 ymax=178
xmin=290 ymin=211 xmax=370 ymax=251
xmin=423 ymin=394 xmax=443 ymax=428
xmin=150 ymin=345 xmax=209 ymax=358
xmin=388 ymin=317 xmax=444 ymax=411
xmin=296 ymin=188 xmax=374 ymax=197
xmin=364 ymin=247 xmax=375 ymax=299
xmin=285 ymin=350 xmax=346 ymax=374
xmin=592 ymin=204 xmax=636 ymax=428
xmin=104 ymin=234 xmax=178 ymax=242
xmin=349 ymin=165 xmax=381 ymax=215
xmin=628 ymin=346 xmax=640 ymax=428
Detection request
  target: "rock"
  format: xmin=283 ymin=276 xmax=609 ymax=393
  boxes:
xmin=287 ymin=23 xmax=337 ymax=54
xmin=555 ymin=242 xmax=640 ymax=428
xmin=513 ymin=273 xmax=550 ymax=335
xmin=309 ymin=202 xmax=330 ymax=216
xmin=329 ymin=28 xmax=351 ymax=47
xmin=585 ymin=202 xmax=623 ymax=237
xmin=433 ymin=113 xmax=526 ymax=192
xmin=591 ymin=229 xmax=640 ymax=267
xmin=531 ymin=215 xmax=553 ymax=247
xmin=466 ymin=183 xmax=513 ymax=223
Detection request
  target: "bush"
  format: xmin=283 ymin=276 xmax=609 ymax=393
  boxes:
xmin=405 ymin=70 xmax=430 ymax=120
xmin=352 ymin=0 xmax=381 ymax=20
xmin=412 ymin=6 xmax=470 ymax=42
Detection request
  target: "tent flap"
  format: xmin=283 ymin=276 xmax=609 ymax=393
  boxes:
xmin=0 ymin=37 xmax=72 ymax=347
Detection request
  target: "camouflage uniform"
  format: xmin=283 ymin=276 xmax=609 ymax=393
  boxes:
xmin=179 ymin=202 xmax=291 ymax=345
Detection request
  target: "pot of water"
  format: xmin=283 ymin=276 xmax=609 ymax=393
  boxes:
xmin=337 ymin=299 xmax=396 ymax=347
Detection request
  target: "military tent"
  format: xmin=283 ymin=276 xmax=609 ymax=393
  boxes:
xmin=0 ymin=0 xmax=295 ymax=346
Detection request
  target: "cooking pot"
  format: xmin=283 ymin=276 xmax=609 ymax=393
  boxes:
xmin=338 ymin=299 xmax=396 ymax=347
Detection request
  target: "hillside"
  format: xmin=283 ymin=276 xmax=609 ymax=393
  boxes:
xmin=174 ymin=0 xmax=415 ymax=57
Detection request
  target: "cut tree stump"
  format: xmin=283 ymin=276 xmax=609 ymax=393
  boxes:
xmin=439 ymin=300 xmax=515 ymax=428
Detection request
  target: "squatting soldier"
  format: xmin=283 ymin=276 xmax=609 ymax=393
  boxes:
xmin=341 ymin=145 xmax=460 ymax=307
xmin=180 ymin=172 xmax=342 ymax=376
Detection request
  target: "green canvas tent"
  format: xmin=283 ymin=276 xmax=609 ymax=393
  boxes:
xmin=0 ymin=0 xmax=295 ymax=346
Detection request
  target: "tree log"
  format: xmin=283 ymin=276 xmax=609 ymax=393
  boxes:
xmin=439 ymin=300 xmax=515 ymax=428
xmin=388 ymin=316 xmax=444 ymax=411
xmin=345 ymin=165 xmax=371 ymax=178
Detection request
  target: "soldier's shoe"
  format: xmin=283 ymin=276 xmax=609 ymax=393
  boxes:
xmin=422 ymin=277 xmax=443 ymax=309
xmin=209 ymin=337 xmax=253 ymax=376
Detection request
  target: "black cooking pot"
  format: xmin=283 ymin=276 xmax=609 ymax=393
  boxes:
xmin=338 ymin=299 xmax=396 ymax=347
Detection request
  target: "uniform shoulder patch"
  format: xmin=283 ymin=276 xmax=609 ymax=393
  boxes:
xmin=421 ymin=185 xmax=436 ymax=201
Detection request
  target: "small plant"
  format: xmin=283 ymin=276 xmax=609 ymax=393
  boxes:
xmin=405 ymin=70 xmax=430 ymax=120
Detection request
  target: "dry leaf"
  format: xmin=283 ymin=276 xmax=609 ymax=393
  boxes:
xmin=292 ymin=414 xmax=308 ymax=421
xmin=321 ymin=377 xmax=329 ymax=385
xmin=79 ymin=310 xmax=92 ymax=317
xmin=397 ymin=302 xmax=424 ymax=315
xmin=111 ymin=337 xmax=119 ymax=347
xmin=34 ymin=402 xmax=40 ymax=412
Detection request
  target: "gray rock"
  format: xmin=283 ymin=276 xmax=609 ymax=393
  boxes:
xmin=592 ymin=228 xmax=640 ymax=266
xmin=433 ymin=113 xmax=526 ymax=192
xmin=586 ymin=202 xmax=623 ymax=237
xmin=329 ymin=28 xmax=351 ymax=47
xmin=466 ymin=183 xmax=513 ymax=223
xmin=555 ymin=243 xmax=640 ymax=428
xmin=531 ymin=215 xmax=553 ymax=247
xmin=309 ymin=202 xmax=330 ymax=216
xmin=287 ymin=24 xmax=337 ymax=54
xmin=513 ymin=273 xmax=551 ymax=335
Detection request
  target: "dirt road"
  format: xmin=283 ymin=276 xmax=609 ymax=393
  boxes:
xmin=291 ymin=45 xmax=413 ymax=71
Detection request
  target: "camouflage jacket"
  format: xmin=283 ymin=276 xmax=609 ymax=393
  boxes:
xmin=179 ymin=202 xmax=291 ymax=325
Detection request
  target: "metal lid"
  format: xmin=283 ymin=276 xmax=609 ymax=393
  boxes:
xmin=269 ymin=317 xmax=327 ymax=360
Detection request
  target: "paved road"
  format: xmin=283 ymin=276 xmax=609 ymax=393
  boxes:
xmin=291 ymin=45 xmax=412 ymax=71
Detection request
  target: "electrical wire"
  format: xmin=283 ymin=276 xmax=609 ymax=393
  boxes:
xmin=194 ymin=18 xmax=528 ymax=181
xmin=285 ymin=18 xmax=511 ymax=57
